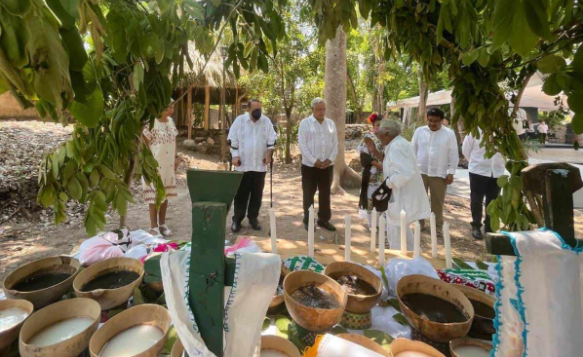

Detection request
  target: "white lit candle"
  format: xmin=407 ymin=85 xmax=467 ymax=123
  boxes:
xmin=444 ymin=221 xmax=452 ymax=269
xmin=344 ymin=215 xmax=351 ymax=262
xmin=378 ymin=213 xmax=386 ymax=267
xmin=370 ymin=208 xmax=377 ymax=253
xmin=400 ymin=210 xmax=407 ymax=254
xmin=430 ymin=212 xmax=438 ymax=258
xmin=269 ymin=208 xmax=277 ymax=254
xmin=308 ymin=205 xmax=315 ymax=258
xmin=413 ymin=221 xmax=421 ymax=258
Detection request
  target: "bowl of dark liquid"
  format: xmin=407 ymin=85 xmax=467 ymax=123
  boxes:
xmin=397 ymin=275 xmax=474 ymax=343
xmin=73 ymin=257 xmax=144 ymax=310
xmin=3 ymin=257 xmax=81 ymax=309
xmin=452 ymin=285 xmax=496 ymax=340
xmin=324 ymin=262 xmax=382 ymax=314
xmin=283 ymin=270 xmax=347 ymax=332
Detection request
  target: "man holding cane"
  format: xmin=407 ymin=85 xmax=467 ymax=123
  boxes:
xmin=228 ymin=99 xmax=277 ymax=233
xmin=298 ymin=98 xmax=338 ymax=231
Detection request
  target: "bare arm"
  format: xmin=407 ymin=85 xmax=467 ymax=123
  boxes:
xmin=364 ymin=136 xmax=383 ymax=161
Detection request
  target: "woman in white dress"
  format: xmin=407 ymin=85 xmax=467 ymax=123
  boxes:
xmin=142 ymin=101 xmax=180 ymax=237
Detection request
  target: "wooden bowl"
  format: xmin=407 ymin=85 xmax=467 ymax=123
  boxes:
xmin=390 ymin=338 xmax=446 ymax=357
xmin=261 ymin=335 xmax=301 ymax=357
xmin=283 ymin=270 xmax=347 ymax=332
xmin=397 ymin=275 xmax=474 ymax=343
xmin=452 ymin=285 xmax=496 ymax=340
xmin=0 ymin=299 xmax=34 ymax=357
xmin=19 ymin=298 xmax=101 ymax=357
xmin=268 ymin=270 xmax=286 ymax=314
xmin=337 ymin=333 xmax=390 ymax=357
xmin=89 ymin=304 xmax=171 ymax=357
xmin=450 ymin=337 xmax=492 ymax=357
xmin=324 ymin=262 xmax=382 ymax=314
xmin=73 ymin=257 xmax=144 ymax=310
xmin=3 ymin=256 xmax=81 ymax=309
xmin=171 ymin=339 xmax=184 ymax=357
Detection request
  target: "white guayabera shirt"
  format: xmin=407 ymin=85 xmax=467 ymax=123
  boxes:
xmin=228 ymin=113 xmax=277 ymax=173
xmin=411 ymin=125 xmax=459 ymax=179
xmin=462 ymin=130 xmax=506 ymax=178
xmin=298 ymin=115 xmax=338 ymax=167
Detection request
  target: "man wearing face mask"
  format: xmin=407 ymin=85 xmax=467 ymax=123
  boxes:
xmin=228 ymin=98 xmax=277 ymax=233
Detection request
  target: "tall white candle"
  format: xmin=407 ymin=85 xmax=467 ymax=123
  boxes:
xmin=370 ymin=208 xmax=377 ymax=253
xmin=378 ymin=213 xmax=386 ymax=267
xmin=400 ymin=210 xmax=407 ymax=254
xmin=413 ymin=221 xmax=421 ymax=258
xmin=308 ymin=205 xmax=315 ymax=258
xmin=344 ymin=215 xmax=351 ymax=262
xmin=444 ymin=221 xmax=452 ymax=269
xmin=269 ymin=208 xmax=277 ymax=254
xmin=430 ymin=212 xmax=438 ymax=258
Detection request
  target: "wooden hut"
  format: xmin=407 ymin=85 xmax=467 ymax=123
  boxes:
xmin=173 ymin=45 xmax=245 ymax=143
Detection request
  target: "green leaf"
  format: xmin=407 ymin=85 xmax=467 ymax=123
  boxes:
xmin=59 ymin=192 xmax=68 ymax=201
xmin=476 ymin=260 xmax=489 ymax=270
xmin=89 ymin=170 xmax=100 ymax=187
xmin=140 ymin=33 xmax=160 ymax=58
xmin=462 ymin=50 xmax=479 ymax=66
xmin=46 ymin=0 xmax=75 ymax=29
xmin=523 ymin=0 xmax=551 ymax=40
xmin=574 ymin=45 xmax=583 ymax=75
xmin=183 ymin=0 xmax=204 ymax=20
xmin=491 ymin=0 xmax=518 ymax=48
xmin=274 ymin=315 xmax=291 ymax=334
xmin=496 ymin=175 xmax=509 ymax=187
xmin=0 ymin=8 xmax=29 ymax=68
xmin=211 ymin=0 xmax=221 ymax=7
xmin=67 ymin=176 xmax=83 ymax=200
xmin=99 ymin=165 xmax=116 ymax=180
xmin=330 ymin=325 xmax=348 ymax=335
xmin=69 ymin=88 xmax=104 ymax=127
xmin=60 ymin=0 xmax=79 ymax=19
xmin=392 ymin=313 xmax=410 ymax=326
xmin=537 ymin=55 xmax=567 ymax=74
xmin=477 ymin=48 xmax=490 ymax=67
xmin=63 ymin=160 xmax=77 ymax=180
xmin=453 ymin=258 xmax=474 ymax=270
xmin=60 ymin=28 xmax=88 ymax=71
xmin=243 ymin=41 xmax=253 ymax=58
xmin=542 ymin=74 xmax=562 ymax=96
xmin=508 ymin=7 xmax=539 ymax=57
xmin=363 ymin=330 xmax=393 ymax=351
xmin=133 ymin=62 xmax=144 ymax=91
xmin=567 ymin=92 xmax=583 ymax=115
xmin=262 ymin=317 xmax=270 ymax=331
xmin=40 ymin=185 xmax=56 ymax=207
xmin=0 ymin=0 xmax=31 ymax=16
xmin=387 ymin=298 xmax=402 ymax=312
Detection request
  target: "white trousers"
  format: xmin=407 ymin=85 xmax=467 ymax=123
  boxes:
xmin=386 ymin=223 xmax=414 ymax=251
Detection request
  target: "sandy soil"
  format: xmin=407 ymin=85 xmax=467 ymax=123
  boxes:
xmin=2 ymin=139 xmax=583 ymax=283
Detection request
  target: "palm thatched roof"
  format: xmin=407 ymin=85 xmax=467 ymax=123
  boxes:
xmin=177 ymin=42 xmax=237 ymax=89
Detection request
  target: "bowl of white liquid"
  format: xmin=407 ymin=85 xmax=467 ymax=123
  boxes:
xmin=389 ymin=338 xmax=446 ymax=357
xmin=89 ymin=304 xmax=171 ymax=357
xmin=19 ymin=298 xmax=101 ymax=357
xmin=0 ymin=299 xmax=34 ymax=357
xmin=260 ymin=335 xmax=300 ymax=357
xmin=450 ymin=337 xmax=492 ymax=357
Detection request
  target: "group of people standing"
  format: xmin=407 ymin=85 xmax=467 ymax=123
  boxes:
xmin=142 ymin=97 xmax=506 ymax=248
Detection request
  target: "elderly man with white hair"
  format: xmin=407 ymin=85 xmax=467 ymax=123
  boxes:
xmin=376 ymin=119 xmax=431 ymax=250
xmin=298 ymin=97 xmax=338 ymax=231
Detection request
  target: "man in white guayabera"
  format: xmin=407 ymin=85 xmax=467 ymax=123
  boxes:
xmin=377 ymin=119 xmax=430 ymax=250
xmin=411 ymin=107 xmax=459 ymax=237
xmin=298 ymin=98 xmax=338 ymax=232
xmin=228 ymin=98 xmax=277 ymax=233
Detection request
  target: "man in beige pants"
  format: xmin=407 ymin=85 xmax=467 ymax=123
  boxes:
xmin=411 ymin=108 xmax=459 ymax=236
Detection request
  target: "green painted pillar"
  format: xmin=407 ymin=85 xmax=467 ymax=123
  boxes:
xmin=186 ymin=169 xmax=243 ymax=357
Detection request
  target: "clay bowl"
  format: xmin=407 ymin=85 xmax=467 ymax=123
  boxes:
xmin=450 ymin=337 xmax=492 ymax=357
xmin=3 ymin=256 xmax=81 ymax=309
xmin=0 ymin=299 xmax=34 ymax=357
xmin=390 ymin=338 xmax=446 ymax=357
xmin=397 ymin=275 xmax=474 ymax=343
xmin=452 ymin=285 xmax=496 ymax=340
xmin=89 ymin=304 xmax=171 ymax=357
xmin=324 ymin=261 xmax=382 ymax=314
xmin=337 ymin=333 xmax=390 ymax=357
xmin=171 ymin=339 xmax=184 ymax=357
xmin=283 ymin=270 xmax=347 ymax=332
xmin=260 ymin=335 xmax=301 ymax=357
xmin=19 ymin=298 xmax=101 ymax=357
xmin=73 ymin=257 xmax=144 ymax=310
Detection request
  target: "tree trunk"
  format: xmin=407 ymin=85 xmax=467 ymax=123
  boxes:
xmin=285 ymin=106 xmax=292 ymax=164
xmin=347 ymin=68 xmax=362 ymax=123
xmin=417 ymin=67 xmax=429 ymax=124
xmin=325 ymin=27 xmax=361 ymax=193
xmin=450 ymin=97 xmax=465 ymax=166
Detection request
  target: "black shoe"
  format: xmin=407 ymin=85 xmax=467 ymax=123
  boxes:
xmin=472 ymin=226 xmax=484 ymax=240
xmin=318 ymin=221 xmax=336 ymax=232
xmin=249 ymin=219 xmax=261 ymax=231
xmin=231 ymin=221 xmax=241 ymax=233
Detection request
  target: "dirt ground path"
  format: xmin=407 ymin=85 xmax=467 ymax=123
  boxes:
xmin=2 ymin=146 xmax=583 ymax=283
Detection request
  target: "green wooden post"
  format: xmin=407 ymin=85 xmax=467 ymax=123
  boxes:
xmin=186 ymin=169 xmax=243 ymax=357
